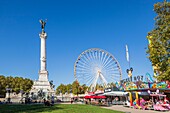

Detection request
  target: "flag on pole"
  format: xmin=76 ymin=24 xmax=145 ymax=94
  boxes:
xmin=126 ymin=45 xmax=129 ymax=62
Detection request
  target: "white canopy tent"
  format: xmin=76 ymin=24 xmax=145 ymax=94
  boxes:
xmin=103 ymin=91 xmax=128 ymax=96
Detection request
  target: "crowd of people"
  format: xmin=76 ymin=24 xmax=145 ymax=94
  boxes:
xmin=133 ymin=96 xmax=170 ymax=111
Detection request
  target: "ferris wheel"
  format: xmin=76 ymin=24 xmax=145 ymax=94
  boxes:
xmin=74 ymin=48 xmax=122 ymax=91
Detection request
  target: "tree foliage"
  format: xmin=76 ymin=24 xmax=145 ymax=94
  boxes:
xmin=0 ymin=75 xmax=33 ymax=97
xmin=56 ymin=84 xmax=67 ymax=95
xmin=72 ymin=80 xmax=80 ymax=96
xmin=94 ymin=83 xmax=104 ymax=91
xmin=55 ymin=81 xmax=88 ymax=95
xmin=146 ymin=0 xmax=170 ymax=81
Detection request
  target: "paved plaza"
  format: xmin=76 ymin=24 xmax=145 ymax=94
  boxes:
xmin=102 ymin=105 xmax=170 ymax=113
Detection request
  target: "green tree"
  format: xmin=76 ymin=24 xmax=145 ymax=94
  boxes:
xmin=72 ymin=80 xmax=80 ymax=96
xmin=0 ymin=75 xmax=33 ymax=97
xmin=80 ymin=84 xmax=88 ymax=94
xmin=94 ymin=83 xmax=104 ymax=91
xmin=23 ymin=78 xmax=33 ymax=93
xmin=146 ymin=0 xmax=170 ymax=81
xmin=55 ymin=82 xmax=88 ymax=95
xmin=0 ymin=75 xmax=6 ymax=97
xmin=71 ymin=81 xmax=89 ymax=95
xmin=56 ymin=84 xmax=67 ymax=95
xmin=66 ymin=84 xmax=72 ymax=94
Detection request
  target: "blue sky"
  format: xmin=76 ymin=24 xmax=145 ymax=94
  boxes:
xmin=0 ymin=0 xmax=163 ymax=87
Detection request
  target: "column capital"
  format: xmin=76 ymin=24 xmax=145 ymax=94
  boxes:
xmin=39 ymin=32 xmax=47 ymax=39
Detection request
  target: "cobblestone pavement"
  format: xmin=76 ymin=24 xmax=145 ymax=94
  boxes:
xmin=102 ymin=105 xmax=170 ymax=113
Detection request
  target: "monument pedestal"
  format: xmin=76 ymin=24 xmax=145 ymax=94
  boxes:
xmin=30 ymin=71 xmax=55 ymax=99
xmin=38 ymin=70 xmax=48 ymax=81
xmin=30 ymin=81 xmax=54 ymax=95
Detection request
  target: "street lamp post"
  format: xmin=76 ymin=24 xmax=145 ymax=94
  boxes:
xmin=70 ymin=88 xmax=72 ymax=94
xmin=70 ymin=88 xmax=72 ymax=95
xmin=20 ymin=90 xmax=24 ymax=103
xmin=76 ymin=86 xmax=81 ymax=102
xmin=6 ymin=88 xmax=12 ymax=103
xmin=77 ymin=86 xmax=78 ymax=98
xmin=59 ymin=89 xmax=63 ymax=102
xmin=69 ymin=88 xmax=74 ymax=103
xmin=76 ymin=81 xmax=79 ymax=101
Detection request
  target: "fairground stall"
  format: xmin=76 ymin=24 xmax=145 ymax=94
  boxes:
xmin=84 ymin=90 xmax=107 ymax=106
xmin=120 ymin=73 xmax=170 ymax=111
xmin=103 ymin=86 xmax=128 ymax=105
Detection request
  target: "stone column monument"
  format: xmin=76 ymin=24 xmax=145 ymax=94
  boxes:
xmin=39 ymin=20 xmax=48 ymax=81
xmin=30 ymin=20 xmax=55 ymax=100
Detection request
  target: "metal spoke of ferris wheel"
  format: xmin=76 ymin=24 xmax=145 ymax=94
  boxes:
xmin=74 ymin=48 xmax=122 ymax=91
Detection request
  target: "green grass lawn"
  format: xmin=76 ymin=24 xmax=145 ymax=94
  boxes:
xmin=0 ymin=104 xmax=123 ymax=113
